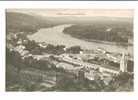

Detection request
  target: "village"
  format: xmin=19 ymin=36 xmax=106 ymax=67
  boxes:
xmin=6 ymin=31 xmax=134 ymax=91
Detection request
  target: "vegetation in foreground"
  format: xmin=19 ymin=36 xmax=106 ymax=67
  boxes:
xmin=6 ymin=42 xmax=134 ymax=91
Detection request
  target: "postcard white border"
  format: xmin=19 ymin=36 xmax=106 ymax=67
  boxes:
xmin=0 ymin=1 xmax=138 ymax=100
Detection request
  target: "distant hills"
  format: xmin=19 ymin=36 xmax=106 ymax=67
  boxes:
xmin=6 ymin=12 xmax=54 ymax=34
xmin=63 ymin=20 xmax=133 ymax=44
xmin=6 ymin=12 xmax=133 ymax=40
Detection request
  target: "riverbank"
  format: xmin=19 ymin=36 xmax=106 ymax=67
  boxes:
xmin=27 ymin=24 xmax=132 ymax=55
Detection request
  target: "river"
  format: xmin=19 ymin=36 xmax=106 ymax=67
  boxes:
xmin=27 ymin=24 xmax=133 ymax=55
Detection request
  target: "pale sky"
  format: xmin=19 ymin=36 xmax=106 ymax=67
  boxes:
xmin=7 ymin=9 xmax=134 ymax=18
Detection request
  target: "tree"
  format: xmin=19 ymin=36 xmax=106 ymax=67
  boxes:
xmin=66 ymin=46 xmax=82 ymax=54
xmin=30 ymin=47 xmax=42 ymax=55
xmin=105 ymin=72 xmax=133 ymax=91
xmin=24 ymin=40 xmax=39 ymax=51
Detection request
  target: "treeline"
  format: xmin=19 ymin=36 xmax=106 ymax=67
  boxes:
xmin=63 ymin=24 xmax=133 ymax=44
xmin=23 ymin=39 xmax=82 ymax=55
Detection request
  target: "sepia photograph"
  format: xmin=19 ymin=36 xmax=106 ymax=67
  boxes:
xmin=6 ymin=9 xmax=134 ymax=92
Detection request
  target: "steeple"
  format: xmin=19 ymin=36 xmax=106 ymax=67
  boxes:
xmin=120 ymin=52 xmax=127 ymax=72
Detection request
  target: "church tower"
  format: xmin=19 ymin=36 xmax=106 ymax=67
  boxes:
xmin=120 ymin=52 xmax=127 ymax=72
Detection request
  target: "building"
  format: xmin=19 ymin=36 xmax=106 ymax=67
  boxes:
xmin=38 ymin=42 xmax=48 ymax=48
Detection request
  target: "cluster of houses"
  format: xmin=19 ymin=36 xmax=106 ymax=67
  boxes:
xmin=7 ymin=32 xmax=130 ymax=86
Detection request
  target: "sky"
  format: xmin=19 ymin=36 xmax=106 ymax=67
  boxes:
xmin=7 ymin=9 xmax=134 ymax=18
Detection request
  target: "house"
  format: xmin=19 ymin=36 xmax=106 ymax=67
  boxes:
xmin=38 ymin=42 xmax=48 ymax=48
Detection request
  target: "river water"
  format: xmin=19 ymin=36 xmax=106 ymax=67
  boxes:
xmin=27 ymin=24 xmax=133 ymax=54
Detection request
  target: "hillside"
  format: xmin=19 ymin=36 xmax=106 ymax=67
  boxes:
xmin=6 ymin=12 xmax=54 ymax=34
xmin=63 ymin=20 xmax=133 ymax=44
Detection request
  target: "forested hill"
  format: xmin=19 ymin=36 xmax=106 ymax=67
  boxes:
xmin=63 ymin=20 xmax=133 ymax=44
xmin=6 ymin=12 xmax=54 ymax=34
